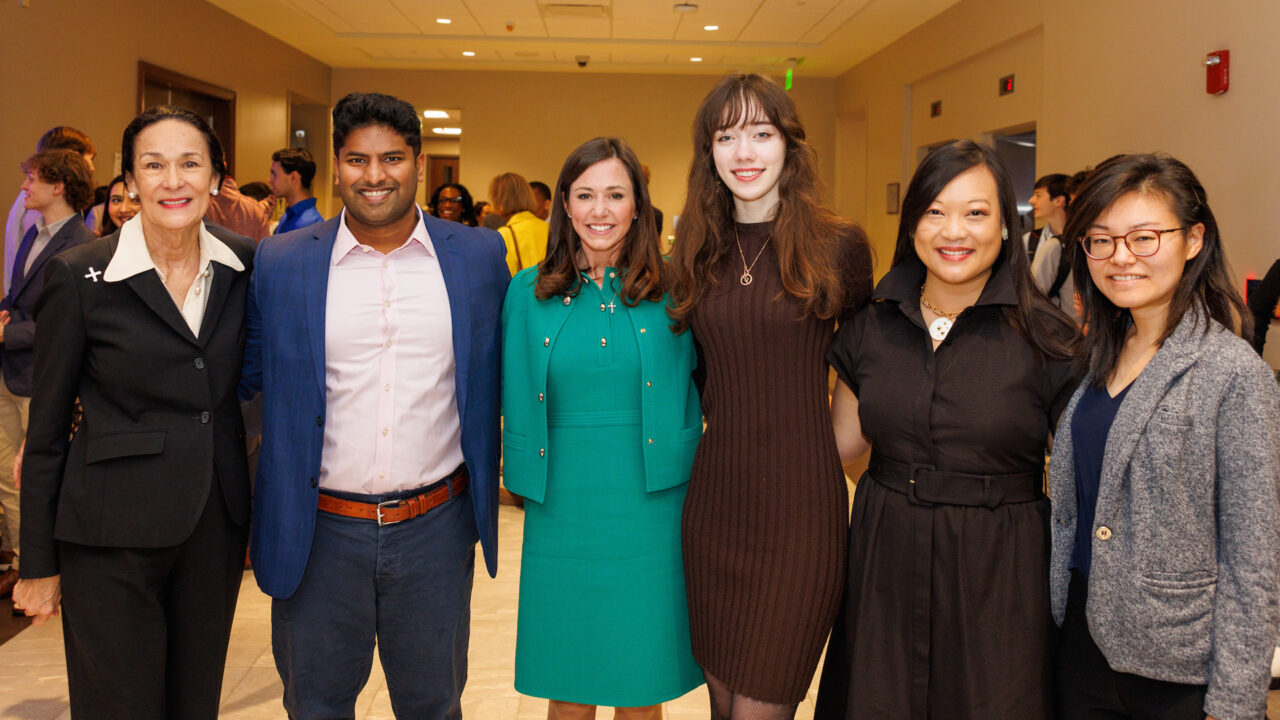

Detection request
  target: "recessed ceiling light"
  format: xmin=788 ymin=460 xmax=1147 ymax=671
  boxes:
xmin=436 ymin=17 xmax=451 ymax=24
xmin=423 ymin=110 xmax=449 ymax=119
xmin=704 ymin=25 xmax=718 ymax=31
xmin=690 ymin=57 xmax=703 ymax=62
xmin=462 ymin=51 xmax=475 ymax=56
xmin=432 ymin=127 xmax=462 ymax=135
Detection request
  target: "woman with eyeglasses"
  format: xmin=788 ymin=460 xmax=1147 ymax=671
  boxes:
xmin=428 ymin=182 xmax=477 ymax=226
xmin=1048 ymin=154 xmax=1279 ymax=720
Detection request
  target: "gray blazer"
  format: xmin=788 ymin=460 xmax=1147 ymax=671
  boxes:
xmin=1049 ymin=313 xmax=1280 ymax=720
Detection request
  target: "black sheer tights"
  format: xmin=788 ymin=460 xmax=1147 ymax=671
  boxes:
xmin=705 ymin=672 xmax=798 ymax=720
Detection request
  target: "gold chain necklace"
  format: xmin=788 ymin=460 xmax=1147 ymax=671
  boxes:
xmin=734 ymin=228 xmax=772 ymax=286
xmin=919 ymin=287 xmax=965 ymax=341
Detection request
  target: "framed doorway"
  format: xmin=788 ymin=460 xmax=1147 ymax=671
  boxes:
xmin=137 ymin=62 xmax=237 ymax=176
xmin=429 ymin=155 xmax=460 ymax=194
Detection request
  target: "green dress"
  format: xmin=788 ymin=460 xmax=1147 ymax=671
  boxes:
xmin=514 ymin=273 xmax=703 ymax=706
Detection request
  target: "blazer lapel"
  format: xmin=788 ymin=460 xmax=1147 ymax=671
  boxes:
xmin=195 ymin=262 xmax=235 ymax=347
xmin=8 ymin=226 xmax=37 ymax=298
xmin=16 ymin=217 xmax=84 ymax=299
xmin=303 ymin=223 xmax=336 ymax=397
xmin=125 ymin=272 xmax=200 ymax=345
xmin=1099 ymin=317 xmax=1202 ymax=481
xmin=432 ymin=217 xmax=473 ymax=425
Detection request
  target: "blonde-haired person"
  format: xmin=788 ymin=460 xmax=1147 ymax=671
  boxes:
xmin=490 ymin=171 xmax=549 ymax=275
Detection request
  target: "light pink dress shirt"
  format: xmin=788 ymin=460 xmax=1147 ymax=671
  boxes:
xmin=319 ymin=211 xmax=463 ymax=495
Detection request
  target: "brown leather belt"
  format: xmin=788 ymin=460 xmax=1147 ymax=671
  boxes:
xmin=317 ymin=466 xmax=468 ymax=526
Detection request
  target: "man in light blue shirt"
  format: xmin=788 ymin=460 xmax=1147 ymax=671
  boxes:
xmin=268 ymin=147 xmax=324 ymax=235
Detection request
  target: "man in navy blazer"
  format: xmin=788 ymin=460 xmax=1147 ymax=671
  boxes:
xmin=241 ymin=93 xmax=508 ymax=719
xmin=0 ymin=149 xmax=94 ymax=599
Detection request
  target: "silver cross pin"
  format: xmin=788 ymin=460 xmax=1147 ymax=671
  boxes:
xmin=84 ymin=266 xmax=102 ymax=283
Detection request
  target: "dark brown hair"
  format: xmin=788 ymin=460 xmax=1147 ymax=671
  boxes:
xmin=22 ymin=149 xmax=94 ymax=213
xmin=894 ymin=140 xmax=1080 ymax=361
xmin=536 ymin=137 xmax=665 ymax=305
xmin=1064 ymin=153 xmax=1249 ymax=388
xmin=669 ymin=73 xmax=866 ymax=331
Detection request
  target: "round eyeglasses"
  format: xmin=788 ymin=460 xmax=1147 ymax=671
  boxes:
xmin=1078 ymin=227 xmax=1185 ymax=260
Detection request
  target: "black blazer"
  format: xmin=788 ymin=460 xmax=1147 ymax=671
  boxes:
xmin=0 ymin=215 xmax=96 ymax=396
xmin=20 ymin=225 xmax=255 ymax=578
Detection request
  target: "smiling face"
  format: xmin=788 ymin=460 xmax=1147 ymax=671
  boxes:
xmin=435 ymin=186 xmax=465 ymax=221
xmin=125 ymin=119 xmax=217 ymax=235
xmin=913 ymin=164 xmax=1004 ymax=293
xmin=20 ymin=170 xmax=59 ymax=214
xmin=1084 ymin=190 xmax=1203 ymax=324
xmin=565 ymin=157 xmax=635 ymax=271
xmin=711 ymin=103 xmax=786 ymax=220
xmin=334 ymin=124 xmax=425 ymax=232
xmin=107 ymin=180 xmax=140 ymax=227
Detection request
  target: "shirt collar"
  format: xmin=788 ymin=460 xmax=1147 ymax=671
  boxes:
xmin=35 ymin=212 xmax=76 ymax=239
xmin=103 ymin=214 xmax=246 ymax=282
xmin=873 ymin=253 xmax=1020 ymax=309
xmin=331 ymin=209 xmax=433 ymax=265
xmin=283 ymin=197 xmax=317 ymax=218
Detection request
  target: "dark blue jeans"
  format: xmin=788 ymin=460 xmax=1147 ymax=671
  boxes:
xmin=272 ymin=483 xmax=477 ymax=720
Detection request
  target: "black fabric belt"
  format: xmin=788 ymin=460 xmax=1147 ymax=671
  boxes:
xmin=868 ymin=454 xmax=1043 ymax=508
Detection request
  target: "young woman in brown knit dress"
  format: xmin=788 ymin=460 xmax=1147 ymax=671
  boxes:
xmin=669 ymin=73 xmax=874 ymax=720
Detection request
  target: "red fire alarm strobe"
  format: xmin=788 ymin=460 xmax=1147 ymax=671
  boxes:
xmin=1205 ymin=50 xmax=1229 ymax=95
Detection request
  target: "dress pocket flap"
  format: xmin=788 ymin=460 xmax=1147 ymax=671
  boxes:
xmin=85 ymin=431 xmax=167 ymax=463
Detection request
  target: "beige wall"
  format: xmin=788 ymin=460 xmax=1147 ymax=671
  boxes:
xmin=331 ymin=69 xmax=837 ymax=239
xmin=833 ymin=0 xmax=1280 ymax=365
xmin=0 ymin=0 xmax=331 ymax=215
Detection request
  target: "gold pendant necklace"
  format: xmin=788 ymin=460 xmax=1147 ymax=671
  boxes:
xmin=919 ymin=288 xmax=964 ymax=341
xmin=735 ymin=228 xmax=772 ymax=286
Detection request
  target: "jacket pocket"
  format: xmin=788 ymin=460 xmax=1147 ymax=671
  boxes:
xmin=85 ymin=430 xmax=166 ymax=463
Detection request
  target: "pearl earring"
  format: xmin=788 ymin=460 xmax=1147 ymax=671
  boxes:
xmin=127 ymin=191 xmax=138 ymax=200
xmin=211 ymin=187 xmax=219 ymax=196
xmin=1001 ymin=226 xmax=1008 ymax=241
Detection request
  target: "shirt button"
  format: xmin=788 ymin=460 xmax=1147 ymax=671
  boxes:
xmin=646 ymin=381 xmax=652 ymax=387
xmin=315 ymin=416 xmax=323 ymax=426
xmin=563 ymin=296 xmax=571 ymax=306
xmin=539 ymin=448 xmax=545 ymax=457
xmin=194 ymin=286 xmax=201 ymax=295
xmin=537 ymin=393 xmax=544 ymax=402
xmin=600 ymin=303 xmax=606 ymax=312
xmin=382 ymin=428 xmax=389 ymax=436
xmin=385 ymin=301 xmax=391 ymax=307
xmin=378 ymin=472 xmax=385 ymax=479
xmin=647 ymin=438 xmax=654 ymax=444
xmin=1096 ymin=526 xmax=1113 ymax=541
xmin=199 ymin=411 xmax=211 ymax=424
xmin=544 ymin=338 xmax=550 ymax=347
xmin=361 ymin=247 xmax=371 ymax=254
xmin=309 ymin=477 xmax=317 ymax=488
xmin=194 ymin=358 xmax=205 ymax=370
xmin=639 ymin=328 xmax=646 ymax=334
xmin=601 ymin=338 xmax=607 ymax=347
xmin=384 ymin=384 xmax=391 ymax=392
xmin=385 ymin=341 xmax=392 ymax=348
xmin=609 ymin=271 xmax=615 ymax=278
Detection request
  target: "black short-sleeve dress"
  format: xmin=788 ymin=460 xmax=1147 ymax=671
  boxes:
xmin=814 ymin=257 xmax=1079 ymax=720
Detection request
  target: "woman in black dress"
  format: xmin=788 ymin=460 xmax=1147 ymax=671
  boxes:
xmin=814 ymin=140 xmax=1081 ymax=720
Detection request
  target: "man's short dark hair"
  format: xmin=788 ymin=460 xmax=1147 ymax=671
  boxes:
xmin=36 ymin=126 xmax=94 ymax=157
xmin=1033 ymin=173 xmax=1070 ymax=203
xmin=529 ymin=181 xmax=551 ymax=203
xmin=332 ymin=93 xmax=422 ymax=158
xmin=22 ymin=149 xmax=95 ymax=212
xmin=272 ymin=147 xmax=317 ymax=190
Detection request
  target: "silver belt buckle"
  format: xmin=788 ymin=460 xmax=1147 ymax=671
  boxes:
xmin=376 ymin=498 xmax=404 ymax=526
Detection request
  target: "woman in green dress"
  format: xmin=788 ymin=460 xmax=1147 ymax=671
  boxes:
xmin=501 ymin=136 xmax=705 ymax=720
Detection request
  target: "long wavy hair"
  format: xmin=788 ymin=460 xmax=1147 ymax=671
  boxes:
xmin=893 ymin=140 xmax=1080 ymax=361
xmin=669 ymin=73 xmax=861 ymax=331
xmin=535 ymin=137 xmax=666 ymax=305
xmin=1063 ymin=153 xmax=1250 ymax=388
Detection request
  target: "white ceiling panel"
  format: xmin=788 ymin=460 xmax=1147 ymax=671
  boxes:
xmin=798 ymin=0 xmax=874 ymax=43
xmin=286 ymin=0 xmax=359 ymax=33
xmin=543 ymin=16 xmax=613 ymax=37
xmin=609 ymin=48 xmax=673 ymax=64
xmin=738 ymin=0 xmax=843 ymax=43
xmin=314 ymin=0 xmax=416 ymax=34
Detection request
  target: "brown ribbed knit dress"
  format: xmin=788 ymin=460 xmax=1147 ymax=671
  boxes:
xmin=682 ymin=220 xmax=872 ymax=704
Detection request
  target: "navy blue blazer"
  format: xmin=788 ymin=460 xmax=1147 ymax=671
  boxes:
xmin=1 ymin=214 xmax=96 ymax=395
xmin=241 ymin=210 xmax=509 ymax=599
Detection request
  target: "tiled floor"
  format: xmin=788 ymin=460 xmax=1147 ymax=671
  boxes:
xmin=0 ymin=505 xmax=820 ymax=719
xmin=1 ymin=504 xmax=1277 ymax=719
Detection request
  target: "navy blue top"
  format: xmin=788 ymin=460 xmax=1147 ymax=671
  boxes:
xmin=274 ymin=197 xmax=324 ymax=235
xmin=1070 ymin=382 xmax=1130 ymax=577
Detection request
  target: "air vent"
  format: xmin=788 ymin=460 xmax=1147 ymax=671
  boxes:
xmin=513 ymin=51 xmax=541 ymax=58
xmin=541 ymin=3 xmax=610 ymax=19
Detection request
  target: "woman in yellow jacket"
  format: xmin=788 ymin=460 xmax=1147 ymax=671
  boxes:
xmin=490 ymin=171 xmax=550 ymax=275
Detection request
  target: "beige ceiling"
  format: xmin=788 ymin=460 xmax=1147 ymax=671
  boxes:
xmin=207 ymin=0 xmax=959 ymax=77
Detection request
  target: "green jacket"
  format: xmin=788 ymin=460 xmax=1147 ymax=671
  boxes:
xmin=501 ymin=267 xmax=702 ymax=503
